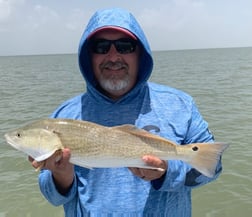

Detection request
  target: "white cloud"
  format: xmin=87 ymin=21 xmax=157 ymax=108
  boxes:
xmin=0 ymin=0 xmax=26 ymax=22
xmin=65 ymin=9 xmax=88 ymax=31
xmin=0 ymin=0 xmax=11 ymax=22
xmin=136 ymin=0 xmax=252 ymax=50
xmin=34 ymin=4 xmax=59 ymax=20
xmin=0 ymin=0 xmax=252 ymax=55
xmin=138 ymin=0 xmax=206 ymax=31
xmin=136 ymin=0 xmax=209 ymax=49
xmin=25 ymin=4 xmax=59 ymax=30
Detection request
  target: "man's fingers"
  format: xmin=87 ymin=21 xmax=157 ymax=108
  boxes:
xmin=142 ymin=155 xmax=167 ymax=170
xmin=28 ymin=156 xmax=44 ymax=170
xmin=128 ymin=155 xmax=168 ymax=181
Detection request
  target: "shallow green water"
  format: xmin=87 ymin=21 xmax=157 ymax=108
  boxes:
xmin=1 ymin=48 xmax=251 ymax=216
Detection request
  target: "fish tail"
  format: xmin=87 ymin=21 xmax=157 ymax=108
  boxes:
xmin=185 ymin=142 xmax=229 ymax=177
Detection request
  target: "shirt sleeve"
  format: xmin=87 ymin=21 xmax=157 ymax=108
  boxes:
xmin=38 ymin=169 xmax=78 ymax=206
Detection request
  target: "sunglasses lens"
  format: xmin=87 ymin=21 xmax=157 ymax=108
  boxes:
xmin=91 ymin=40 xmax=111 ymax=54
xmin=91 ymin=39 xmax=137 ymax=54
xmin=115 ymin=39 xmax=137 ymax=54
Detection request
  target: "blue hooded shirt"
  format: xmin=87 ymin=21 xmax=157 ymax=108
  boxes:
xmin=38 ymin=8 xmax=222 ymax=217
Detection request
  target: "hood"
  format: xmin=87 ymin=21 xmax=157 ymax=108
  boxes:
xmin=78 ymin=8 xmax=153 ymax=99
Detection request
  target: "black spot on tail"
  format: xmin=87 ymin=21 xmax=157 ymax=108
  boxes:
xmin=192 ymin=146 xmax=199 ymax=151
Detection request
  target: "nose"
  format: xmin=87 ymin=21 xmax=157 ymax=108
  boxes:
xmin=106 ymin=44 xmax=121 ymax=61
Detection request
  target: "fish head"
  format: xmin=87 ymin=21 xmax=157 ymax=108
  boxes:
xmin=4 ymin=127 xmax=63 ymax=162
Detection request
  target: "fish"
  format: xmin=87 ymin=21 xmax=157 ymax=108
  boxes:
xmin=4 ymin=118 xmax=229 ymax=177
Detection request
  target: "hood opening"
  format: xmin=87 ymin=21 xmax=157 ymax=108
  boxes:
xmin=78 ymin=8 xmax=154 ymax=99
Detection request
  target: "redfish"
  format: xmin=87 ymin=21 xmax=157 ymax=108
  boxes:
xmin=4 ymin=118 xmax=229 ymax=177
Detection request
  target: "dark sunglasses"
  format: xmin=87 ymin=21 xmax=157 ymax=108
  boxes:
xmin=89 ymin=38 xmax=138 ymax=54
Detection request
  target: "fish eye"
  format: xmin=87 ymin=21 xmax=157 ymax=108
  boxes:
xmin=192 ymin=146 xmax=199 ymax=151
xmin=16 ymin=133 xmax=21 ymax=138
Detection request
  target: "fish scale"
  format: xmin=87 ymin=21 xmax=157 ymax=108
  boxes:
xmin=4 ymin=118 xmax=229 ymax=177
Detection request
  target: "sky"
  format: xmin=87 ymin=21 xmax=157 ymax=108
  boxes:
xmin=0 ymin=0 xmax=252 ymax=56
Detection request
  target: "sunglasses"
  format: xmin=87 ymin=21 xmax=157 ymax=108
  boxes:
xmin=89 ymin=38 xmax=138 ymax=54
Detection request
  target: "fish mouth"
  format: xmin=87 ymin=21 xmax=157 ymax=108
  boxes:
xmin=4 ymin=133 xmax=59 ymax=162
xmin=4 ymin=133 xmax=22 ymax=151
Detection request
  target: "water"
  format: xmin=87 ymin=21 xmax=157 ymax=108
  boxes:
xmin=0 ymin=47 xmax=251 ymax=216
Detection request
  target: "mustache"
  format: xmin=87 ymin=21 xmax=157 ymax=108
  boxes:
xmin=100 ymin=61 xmax=128 ymax=70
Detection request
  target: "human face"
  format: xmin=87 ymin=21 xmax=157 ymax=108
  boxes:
xmin=90 ymin=30 xmax=139 ymax=100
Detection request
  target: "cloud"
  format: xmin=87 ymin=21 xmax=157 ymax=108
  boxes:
xmin=138 ymin=0 xmax=205 ymax=31
xmin=65 ymin=9 xmax=89 ymax=31
xmin=23 ymin=4 xmax=60 ymax=31
xmin=1 ymin=0 xmax=252 ymax=55
xmin=0 ymin=0 xmax=28 ymax=33
xmin=135 ymin=0 xmax=252 ymax=50
xmin=0 ymin=0 xmax=11 ymax=22
xmin=0 ymin=0 xmax=26 ymax=22
xmin=136 ymin=0 xmax=209 ymax=49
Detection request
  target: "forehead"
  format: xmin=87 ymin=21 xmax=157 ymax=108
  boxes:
xmin=91 ymin=29 xmax=132 ymax=40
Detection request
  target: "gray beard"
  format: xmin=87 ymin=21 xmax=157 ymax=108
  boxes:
xmin=99 ymin=76 xmax=130 ymax=92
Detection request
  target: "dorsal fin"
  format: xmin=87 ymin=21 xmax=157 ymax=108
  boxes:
xmin=112 ymin=124 xmax=177 ymax=145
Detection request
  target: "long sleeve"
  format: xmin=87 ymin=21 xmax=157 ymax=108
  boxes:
xmin=38 ymin=169 xmax=78 ymax=206
xmin=37 ymin=96 xmax=82 ymax=206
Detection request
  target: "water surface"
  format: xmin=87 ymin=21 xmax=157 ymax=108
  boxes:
xmin=1 ymin=48 xmax=251 ymax=216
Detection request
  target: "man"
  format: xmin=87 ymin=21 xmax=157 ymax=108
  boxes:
xmin=30 ymin=8 xmax=223 ymax=216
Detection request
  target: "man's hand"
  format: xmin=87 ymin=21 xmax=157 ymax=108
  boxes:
xmin=28 ymin=148 xmax=74 ymax=195
xmin=128 ymin=155 xmax=168 ymax=181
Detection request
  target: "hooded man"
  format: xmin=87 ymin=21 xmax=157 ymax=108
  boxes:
xmin=33 ymin=8 xmax=223 ymax=217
